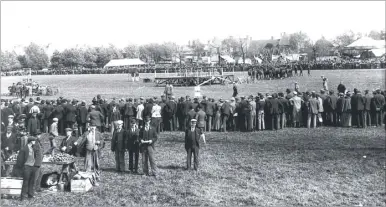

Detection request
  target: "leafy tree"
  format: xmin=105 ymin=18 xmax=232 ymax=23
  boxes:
xmin=315 ymin=36 xmax=334 ymax=57
xmin=333 ymin=30 xmax=357 ymax=47
xmin=0 ymin=50 xmax=22 ymax=71
xmin=288 ymin=31 xmax=312 ymax=52
xmin=368 ymin=30 xmax=386 ymax=40
xmin=123 ymin=44 xmax=139 ymax=58
xmin=24 ymin=42 xmax=49 ymax=70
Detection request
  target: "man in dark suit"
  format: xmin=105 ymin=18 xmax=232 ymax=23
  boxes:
xmin=307 ymin=93 xmax=320 ymax=128
xmin=352 ymin=91 xmax=365 ymax=128
xmin=111 ymin=120 xmax=126 ymax=172
xmin=124 ymin=98 xmax=135 ymax=131
xmin=176 ymin=97 xmax=185 ymax=131
xmin=278 ymin=92 xmax=289 ymax=129
xmin=185 ymin=119 xmax=206 ymax=171
xmin=87 ymin=105 xmax=105 ymax=132
xmin=223 ymin=99 xmax=233 ymax=132
xmin=182 ymin=96 xmax=192 ymax=131
xmin=77 ymin=101 xmax=88 ymax=135
xmin=165 ymin=96 xmax=177 ymax=131
xmin=205 ymin=98 xmax=215 ymax=132
xmin=140 ymin=116 xmax=158 ymax=177
xmin=326 ymin=90 xmax=338 ymax=126
xmin=42 ymin=100 xmax=53 ymax=133
xmin=371 ymin=89 xmax=385 ymax=127
xmin=270 ymin=93 xmax=281 ymax=130
xmin=127 ymin=119 xmax=140 ymax=173
xmin=64 ymin=100 xmax=77 ymax=129
xmin=52 ymin=99 xmax=65 ymax=135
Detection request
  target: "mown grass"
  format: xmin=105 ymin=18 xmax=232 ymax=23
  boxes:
xmin=1 ymin=127 xmax=385 ymax=206
xmin=1 ymin=69 xmax=384 ymax=101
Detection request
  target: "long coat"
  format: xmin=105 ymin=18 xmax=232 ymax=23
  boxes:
xmin=111 ymin=129 xmax=127 ymax=152
xmin=185 ymin=128 xmax=202 ymax=150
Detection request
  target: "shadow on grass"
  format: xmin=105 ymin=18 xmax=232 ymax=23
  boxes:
xmin=158 ymin=164 xmax=185 ymax=170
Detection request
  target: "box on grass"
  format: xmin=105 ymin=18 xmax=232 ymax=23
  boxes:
xmin=70 ymin=178 xmax=93 ymax=193
xmin=1 ymin=177 xmax=23 ymax=197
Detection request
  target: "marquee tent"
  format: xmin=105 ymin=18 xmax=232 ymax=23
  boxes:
xmin=104 ymin=58 xmax=147 ymax=68
xmin=346 ymin=37 xmax=382 ymax=50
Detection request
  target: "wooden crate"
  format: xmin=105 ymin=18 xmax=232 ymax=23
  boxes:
xmin=1 ymin=177 xmax=23 ymax=196
xmin=71 ymin=178 xmax=93 ymax=193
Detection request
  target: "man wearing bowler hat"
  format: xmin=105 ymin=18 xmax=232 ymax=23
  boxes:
xmin=139 ymin=116 xmax=158 ymax=177
xmin=185 ymin=119 xmax=206 ymax=171
xmin=127 ymin=118 xmax=140 ymax=173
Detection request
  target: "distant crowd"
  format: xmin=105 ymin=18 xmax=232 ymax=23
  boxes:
xmin=1 ymin=57 xmax=385 ymax=77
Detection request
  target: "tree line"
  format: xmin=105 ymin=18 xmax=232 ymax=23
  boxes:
xmin=1 ymin=30 xmax=384 ymax=71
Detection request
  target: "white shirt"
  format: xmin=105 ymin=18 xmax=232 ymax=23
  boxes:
xmin=151 ymin=105 xmax=162 ymax=118
xmin=136 ymin=104 xmax=144 ymax=120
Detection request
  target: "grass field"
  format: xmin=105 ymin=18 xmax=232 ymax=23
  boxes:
xmin=1 ymin=69 xmax=385 ymax=206
xmin=1 ymin=69 xmax=385 ymax=101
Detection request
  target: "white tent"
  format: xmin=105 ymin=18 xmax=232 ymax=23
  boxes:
xmin=104 ymin=58 xmax=146 ymax=68
xmin=221 ymin=55 xmax=235 ymax=63
xmin=370 ymin=48 xmax=386 ymax=57
xmin=346 ymin=37 xmax=382 ymax=50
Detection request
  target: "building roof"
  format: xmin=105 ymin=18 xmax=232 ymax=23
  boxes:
xmin=104 ymin=58 xmax=146 ymax=68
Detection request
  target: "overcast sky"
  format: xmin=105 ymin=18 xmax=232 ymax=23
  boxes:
xmin=1 ymin=1 xmax=385 ymax=55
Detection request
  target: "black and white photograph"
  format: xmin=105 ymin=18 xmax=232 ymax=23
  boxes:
xmin=0 ymin=1 xmax=385 ymax=206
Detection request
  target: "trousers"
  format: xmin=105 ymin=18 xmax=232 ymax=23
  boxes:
xmin=142 ymin=146 xmax=157 ymax=175
xmin=128 ymin=147 xmax=139 ymax=172
xmin=21 ymin=166 xmax=38 ymax=198
xmin=186 ymin=147 xmax=199 ymax=170
xmin=114 ymin=151 xmax=125 ymax=172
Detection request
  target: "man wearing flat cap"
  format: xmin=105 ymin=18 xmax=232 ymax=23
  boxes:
xmin=139 ymin=116 xmax=158 ymax=177
xmin=16 ymin=136 xmax=39 ymax=200
xmin=184 ymin=119 xmax=206 ymax=171
xmin=111 ymin=120 xmax=126 ymax=172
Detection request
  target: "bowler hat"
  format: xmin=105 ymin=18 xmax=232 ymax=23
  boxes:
xmin=130 ymin=119 xmax=136 ymax=124
xmin=65 ymin=128 xmax=73 ymax=132
xmin=27 ymin=136 xmax=37 ymax=143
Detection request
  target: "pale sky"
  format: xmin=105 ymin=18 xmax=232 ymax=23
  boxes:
xmin=1 ymin=1 xmax=385 ymax=55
